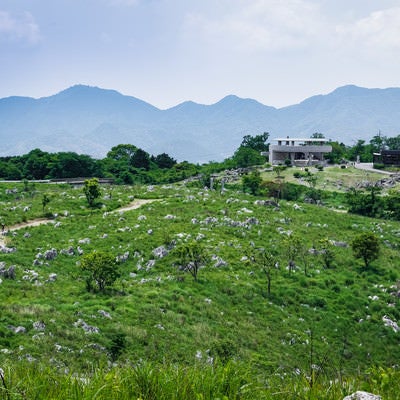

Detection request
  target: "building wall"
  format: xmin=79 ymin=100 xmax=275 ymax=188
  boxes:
xmin=269 ymin=144 xmax=332 ymax=165
xmin=374 ymin=150 xmax=400 ymax=166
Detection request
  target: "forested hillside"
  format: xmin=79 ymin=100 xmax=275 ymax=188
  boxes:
xmin=1 ymin=84 xmax=400 ymax=162
xmin=1 ymin=131 xmax=400 ymax=183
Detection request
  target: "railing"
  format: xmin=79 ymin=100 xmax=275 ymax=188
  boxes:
xmin=270 ymin=145 xmax=332 ymax=152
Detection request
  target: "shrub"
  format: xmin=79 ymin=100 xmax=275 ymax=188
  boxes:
xmin=351 ymin=232 xmax=381 ymax=269
xmin=173 ymin=241 xmax=208 ymax=281
xmin=242 ymin=171 xmax=262 ymax=195
xmin=83 ymin=178 xmax=101 ymax=207
xmin=373 ymin=163 xmax=385 ymax=170
xmin=80 ymin=250 xmax=120 ymax=292
xmin=293 ymin=171 xmax=302 ymax=179
xmin=108 ymin=332 xmax=127 ymax=361
xmin=210 ymin=338 xmax=238 ymax=362
xmin=281 ymin=182 xmax=304 ymax=201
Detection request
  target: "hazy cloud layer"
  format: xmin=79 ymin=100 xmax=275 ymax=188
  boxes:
xmin=184 ymin=0 xmax=323 ymax=52
xmin=184 ymin=1 xmax=400 ymax=55
xmin=0 ymin=1 xmax=399 ymax=108
xmin=0 ymin=10 xmax=40 ymax=44
xmin=337 ymin=7 xmax=400 ymax=52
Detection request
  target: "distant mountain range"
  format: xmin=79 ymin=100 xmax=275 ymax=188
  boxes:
xmin=1 ymin=84 xmax=400 ymax=163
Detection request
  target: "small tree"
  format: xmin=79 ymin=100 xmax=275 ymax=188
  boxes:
xmin=240 ymin=132 xmax=270 ymax=152
xmin=232 ymin=146 xmax=265 ymax=167
xmin=304 ymin=173 xmax=318 ymax=189
xmin=81 ymin=251 xmax=120 ymax=292
xmin=152 ymin=152 xmax=177 ymax=169
xmin=299 ymin=242 xmax=312 ymax=276
xmin=83 ymin=178 xmax=101 ymax=207
xmin=351 ymin=232 xmax=380 ymax=269
xmin=42 ymin=193 xmax=50 ymax=214
xmin=271 ymin=166 xmax=287 ymax=201
xmin=174 ymin=241 xmax=208 ymax=281
xmin=249 ymin=247 xmax=277 ymax=296
xmin=318 ymin=238 xmax=335 ymax=269
xmin=284 ymin=234 xmax=302 ymax=273
xmin=273 ymin=165 xmax=286 ymax=178
xmin=242 ymin=170 xmax=262 ymax=195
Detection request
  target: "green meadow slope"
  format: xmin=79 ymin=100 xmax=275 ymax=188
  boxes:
xmin=0 ymin=174 xmax=399 ymax=398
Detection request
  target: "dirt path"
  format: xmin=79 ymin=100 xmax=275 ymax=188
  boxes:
xmin=112 ymin=199 xmax=155 ymax=213
xmin=0 ymin=199 xmax=156 ymax=247
xmin=354 ymin=162 xmax=394 ymax=175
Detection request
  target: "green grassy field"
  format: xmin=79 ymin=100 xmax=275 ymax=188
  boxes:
xmin=261 ymin=165 xmax=390 ymax=192
xmin=0 ymin=170 xmax=399 ymax=398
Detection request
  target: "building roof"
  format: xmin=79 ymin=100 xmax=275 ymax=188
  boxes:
xmin=273 ymin=138 xmax=328 ymax=142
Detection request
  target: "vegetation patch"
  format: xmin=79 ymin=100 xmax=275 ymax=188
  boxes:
xmin=2 ymin=133 xmax=400 ymax=397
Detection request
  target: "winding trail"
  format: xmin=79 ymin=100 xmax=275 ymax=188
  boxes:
xmin=0 ymin=199 xmax=156 ymax=247
xmin=113 ymin=199 xmax=155 ymax=213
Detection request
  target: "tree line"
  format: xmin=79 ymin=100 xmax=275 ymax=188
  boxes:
xmin=1 ymin=132 xmax=399 ymax=183
xmin=326 ymin=132 xmax=400 ymax=164
xmin=0 ymin=134 xmax=269 ymax=183
xmin=0 ymin=145 xmax=180 ymax=183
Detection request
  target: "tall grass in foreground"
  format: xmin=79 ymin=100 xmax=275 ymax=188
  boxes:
xmin=1 ymin=361 xmax=399 ymax=400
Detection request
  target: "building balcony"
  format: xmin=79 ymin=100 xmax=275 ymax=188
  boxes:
xmin=269 ymin=144 xmax=332 ymax=153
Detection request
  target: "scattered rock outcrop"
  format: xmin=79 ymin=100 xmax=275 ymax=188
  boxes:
xmin=343 ymin=391 xmax=381 ymax=400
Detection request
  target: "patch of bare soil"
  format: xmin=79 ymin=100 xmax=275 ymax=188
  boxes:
xmin=112 ymin=199 xmax=155 ymax=213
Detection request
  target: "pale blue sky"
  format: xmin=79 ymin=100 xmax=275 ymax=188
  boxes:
xmin=1 ymin=0 xmax=400 ymax=109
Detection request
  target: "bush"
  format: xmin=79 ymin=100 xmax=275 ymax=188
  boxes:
xmin=281 ymin=182 xmax=304 ymax=201
xmin=351 ymin=232 xmax=381 ymax=269
xmin=83 ymin=178 xmax=101 ymax=207
xmin=373 ymin=163 xmax=385 ymax=170
xmin=210 ymin=338 xmax=238 ymax=362
xmin=242 ymin=171 xmax=262 ymax=195
xmin=108 ymin=332 xmax=127 ymax=361
xmin=293 ymin=171 xmax=302 ymax=179
xmin=81 ymin=250 xmax=120 ymax=292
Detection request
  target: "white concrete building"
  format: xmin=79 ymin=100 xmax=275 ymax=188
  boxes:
xmin=267 ymin=137 xmax=332 ymax=166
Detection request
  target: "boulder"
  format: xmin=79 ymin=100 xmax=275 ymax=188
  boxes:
xmin=152 ymin=246 xmax=168 ymax=258
xmin=382 ymin=315 xmax=400 ymax=332
xmin=0 ymin=264 xmax=15 ymax=279
xmin=33 ymin=321 xmax=46 ymax=331
xmin=343 ymin=391 xmax=381 ymax=400
xmin=44 ymin=248 xmax=57 ymax=260
xmin=48 ymin=273 xmax=57 ymax=282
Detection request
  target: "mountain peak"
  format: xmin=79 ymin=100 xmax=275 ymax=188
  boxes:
xmin=219 ymin=94 xmax=241 ymax=102
xmin=53 ymin=84 xmax=122 ymax=99
xmin=41 ymin=84 xmax=159 ymax=113
xmin=1 ymin=84 xmax=400 ymax=163
xmin=330 ymin=84 xmax=369 ymax=96
xmin=216 ymin=94 xmax=258 ymax=105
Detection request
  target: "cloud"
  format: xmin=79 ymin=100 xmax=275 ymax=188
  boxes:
xmin=0 ymin=10 xmax=40 ymax=44
xmin=184 ymin=0 xmax=325 ymax=52
xmin=336 ymin=7 xmax=400 ymax=51
xmin=182 ymin=0 xmax=400 ymax=66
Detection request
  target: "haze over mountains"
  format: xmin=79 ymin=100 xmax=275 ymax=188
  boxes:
xmin=1 ymin=84 xmax=400 ymax=163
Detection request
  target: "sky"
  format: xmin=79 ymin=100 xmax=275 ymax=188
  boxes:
xmin=1 ymin=0 xmax=400 ymax=109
